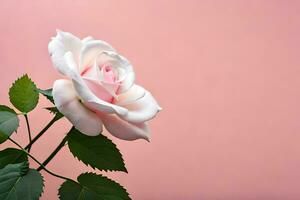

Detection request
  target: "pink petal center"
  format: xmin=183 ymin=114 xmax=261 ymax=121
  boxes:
xmin=102 ymin=65 xmax=117 ymax=83
xmin=81 ymin=64 xmax=119 ymax=103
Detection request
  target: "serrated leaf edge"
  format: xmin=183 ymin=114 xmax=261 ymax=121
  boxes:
xmin=67 ymin=132 xmax=127 ymax=173
xmin=8 ymin=74 xmax=39 ymax=113
xmin=58 ymin=173 xmax=131 ymax=200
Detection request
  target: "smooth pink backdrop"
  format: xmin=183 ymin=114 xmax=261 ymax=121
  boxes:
xmin=1 ymin=1 xmax=300 ymax=199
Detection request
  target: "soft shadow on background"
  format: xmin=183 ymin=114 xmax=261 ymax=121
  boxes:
xmin=1 ymin=1 xmax=300 ymax=199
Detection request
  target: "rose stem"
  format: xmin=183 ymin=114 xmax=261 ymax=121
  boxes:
xmin=24 ymin=114 xmax=32 ymax=152
xmin=37 ymin=134 xmax=68 ymax=171
xmin=8 ymin=137 xmax=73 ymax=181
xmin=25 ymin=114 xmax=60 ymax=150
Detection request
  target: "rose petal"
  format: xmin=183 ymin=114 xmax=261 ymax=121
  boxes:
xmin=119 ymin=71 xmax=135 ymax=93
xmin=48 ymin=30 xmax=82 ymax=75
xmin=115 ymin=85 xmax=162 ymax=123
xmin=52 ymin=79 xmax=103 ymax=136
xmin=97 ymin=51 xmax=135 ymax=94
xmin=100 ymin=81 xmax=119 ymax=99
xmin=82 ymin=36 xmax=93 ymax=43
xmin=80 ymin=57 xmax=103 ymax=81
xmin=82 ymin=78 xmax=114 ymax=103
xmin=79 ymin=40 xmax=115 ymax=72
xmin=115 ymin=84 xmax=145 ymax=105
xmin=99 ymin=113 xmax=150 ymax=141
xmin=64 ymin=51 xmax=128 ymax=116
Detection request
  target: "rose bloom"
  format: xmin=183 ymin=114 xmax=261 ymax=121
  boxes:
xmin=49 ymin=30 xmax=161 ymax=141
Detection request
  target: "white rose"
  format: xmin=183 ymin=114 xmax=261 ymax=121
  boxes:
xmin=49 ymin=30 xmax=161 ymax=141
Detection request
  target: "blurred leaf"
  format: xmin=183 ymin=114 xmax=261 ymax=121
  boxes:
xmin=59 ymin=173 xmax=131 ymax=200
xmin=38 ymin=88 xmax=54 ymax=104
xmin=0 ymin=148 xmax=27 ymax=169
xmin=67 ymin=127 xmax=127 ymax=172
xmin=0 ymin=162 xmax=44 ymax=200
xmin=0 ymin=108 xmax=19 ymax=144
xmin=0 ymin=105 xmax=16 ymax=113
xmin=45 ymin=107 xmax=63 ymax=121
xmin=9 ymin=74 xmax=39 ymax=113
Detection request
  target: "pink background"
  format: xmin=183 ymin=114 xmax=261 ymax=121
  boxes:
xmin=1 ymin=0 xmax=300 ymax=199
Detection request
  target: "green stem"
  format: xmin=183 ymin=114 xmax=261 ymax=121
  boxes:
xmin=24 ymin=114 xmax=32 ymax=152
xmin=25 ymin=115 xmax=58 ymax=150
xmin=8 ymin=138 xmax=72 ymax=181
xmin=37 ymin=135 xmax=68 ymax=171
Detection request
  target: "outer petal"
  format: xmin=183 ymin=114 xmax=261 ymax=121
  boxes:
xmin=52 ymin=79 xmax=103 ymax=136
xmin=48 ymin=30 xmax=82 ymax=75
xmin=79 ymin=40 xmax=115 ymax=72
xmin=115 ymin=85 xmax=162 ymax=123
xmin=99 ymin=113 xmax=150 ymax=141
xmin=82 ymin=36 xmax=94 ymax=43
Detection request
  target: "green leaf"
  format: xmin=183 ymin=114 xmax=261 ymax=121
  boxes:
xmin=38 ymin=88 xmax=54 ymax=104
xmin=45 ymin=107 xmax=58 ymax=113
xmin=59 ymin=173 xmax=131 ymax=200
xmin=67 ymin=127 xmax=127 ymax=172
xmin=0 ymin=148 xmax=27 ymax=169
xmin=0 ymin=108 xmax=19 ymax=144
xmin=0 ymin=162 xmax=44 ymax=200
xmin=38 ymin=88 xmax=63 ymax=121
xmin=45 ymin=107 xmax=63 ymax=121
xmin=0 ymin=105 xmax=16 ymax=113
xmin=9 ymin=74 xmax=39 ymax=113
